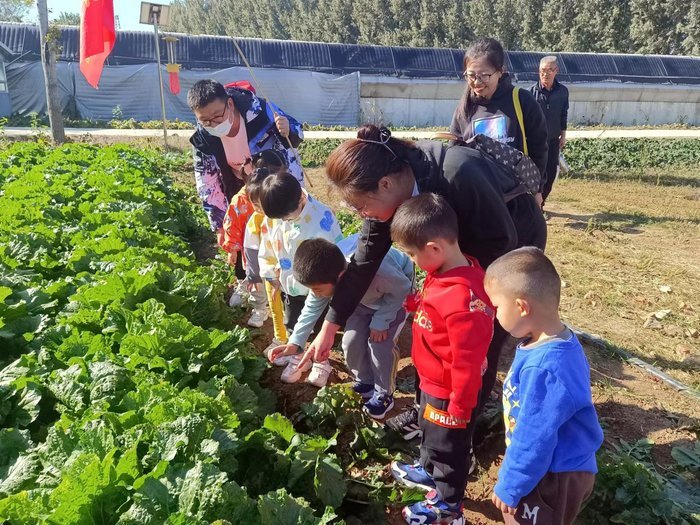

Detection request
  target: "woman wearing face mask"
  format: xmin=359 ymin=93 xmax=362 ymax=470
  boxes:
xmin=450 ymin=38 xmax=548 ymax=205
xmin=187 ymin=79 xmax=304 ymax=251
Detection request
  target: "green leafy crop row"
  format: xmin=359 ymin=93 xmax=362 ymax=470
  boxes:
xmin=0 ymin=143 xmax=355 ymax=524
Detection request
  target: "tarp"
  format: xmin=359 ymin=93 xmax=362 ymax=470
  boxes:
xmin=6 ymin=61 xmax=360 ymax=126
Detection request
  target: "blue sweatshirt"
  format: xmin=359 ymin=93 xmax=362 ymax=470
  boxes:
xmin=288 ymin=234 xmax=414 ymax=348
xmin=494 ymin=328 xmax=604 ymax=508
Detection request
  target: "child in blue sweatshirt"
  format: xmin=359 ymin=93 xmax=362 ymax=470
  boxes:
xmin=484 ymin=247 xmax=603 ymax=525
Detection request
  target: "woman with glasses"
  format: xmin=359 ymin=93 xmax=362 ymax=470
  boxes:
xmin=450 ymin=38 xmax=548 ymax=205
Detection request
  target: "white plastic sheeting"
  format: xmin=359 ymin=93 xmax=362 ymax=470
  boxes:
xmin=6 ymin=61 xmax=361 ymax=126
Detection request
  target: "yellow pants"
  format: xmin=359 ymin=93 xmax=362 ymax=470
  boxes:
xmin=265 ymin=281 xmax=287 ymax=343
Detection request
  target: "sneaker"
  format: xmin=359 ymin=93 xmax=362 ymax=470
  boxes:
xmin=402 ymin=490 xmax=464 ymax=524
xmin=391 ymin=461 xmax=436 ymax=492
xmin=363 ymin=392 xmax=394 ymax=419
xmin=306 ymin=360 xmax=332 ymax=387
xmin=247 ymin=307 xmax=269 ymax=328
xmin=280 ymin=354 xmax=312 ymax=384
xmin=468 ymin=447 xmax=477 ymax=476
xmin=385 ymin=404 xmax=421 ymax=440
xmin=263 ymin=339 xmax=296 ymax=366
xmin=352 ymin=382 xmax=374 ymax=400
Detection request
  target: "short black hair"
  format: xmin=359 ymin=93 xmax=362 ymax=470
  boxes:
xmin=251 ymin=149 xmax=288 ymax=172
xmin=246 ymin=168 xmax=273 ymax=204
xmin=390 ymin=193 xmax=458 ymax=248
xmin=485 ymin=247 xmax=561 ymax=309
xmin=187 ymin=79 xmax=227 ymax=110
xmin=259 ymin=172 xmax=302 ymax=218
xmin=293 ymin=238 xmax=347 ymax=285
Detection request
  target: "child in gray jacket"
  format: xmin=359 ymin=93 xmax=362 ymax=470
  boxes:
xmin=269 ymin=234 xmax=414 ymax=418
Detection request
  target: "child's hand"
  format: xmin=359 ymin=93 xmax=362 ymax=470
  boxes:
xmin=246 ymin=281 xmax=258 ymax=293
xmin=274 ymin=114 xmax=290 ymax=138
xmin=226 ymin=251 xmax=238 ymax=266
xmin=491 ymin=493 xmax=516 ymax=516
xmin=268 ymin=343 xmax=299 ymax=363
xmin=369 ymin=328 xmax=388 ymax=343
xmin=216 ymin=228 xmax=226 ymax=247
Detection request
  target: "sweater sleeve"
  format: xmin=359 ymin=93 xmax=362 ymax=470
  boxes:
xmin=327 ymin=218 xmax=392 ymax=328
xmin=258 ymin=219 xmax=279 ymax=280
xmin=449 ymin=107 xmax=464 ymax=139
xmin=288 ymin=293 xmax=332 ymax=348
xmin=369 ymin=263 xmax=413 ymax=331
xmin=561 ymin=87 xmax=569 ymax=132
xmin=494 ymin=367 xmax=576 ymax=508
xmin=267 ymin=100 xmax=304 ymax=148
xmin=193 ymin=147 xmax=228 ymax=231
xmin=520 ymin=89 xmax=549 ymax=178
xmin=444 ymin=304 xmax=493 ymax=421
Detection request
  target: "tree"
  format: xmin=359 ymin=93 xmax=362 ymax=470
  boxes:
xmin=53 ymin=11 xmax=80 ymax=26
xmin=0 ymin=0 xmax=32 ymax=22
xmin=36 ymin=0 xmax=65 ymax=144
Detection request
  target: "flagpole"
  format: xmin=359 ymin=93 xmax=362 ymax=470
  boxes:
xmin=152 ymin=12 xmax=168 ymax=149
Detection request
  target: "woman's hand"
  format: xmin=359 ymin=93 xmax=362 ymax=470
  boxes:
xmin=274 ymin=114 xmax=290 ymax=138
xmin=297 ymin=321 xmax=340 ymax=368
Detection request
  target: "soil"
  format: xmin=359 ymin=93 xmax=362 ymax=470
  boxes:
xmin=243 ymin=304 xmax=698 ymax=524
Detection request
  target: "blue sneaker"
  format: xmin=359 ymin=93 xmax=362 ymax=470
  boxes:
xmin=363 ymin=391 xmax=394 ymax=419
xmin=402 ymin=490 xmax=464 ymax=524
xmin=391 ymin=461 xmax=436 ymax=492
xmin=352 ymin=382 xmax=374 ymax=400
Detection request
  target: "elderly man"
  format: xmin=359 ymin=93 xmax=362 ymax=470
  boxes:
xmin=530 ymin=56 xmax=569 ymax=207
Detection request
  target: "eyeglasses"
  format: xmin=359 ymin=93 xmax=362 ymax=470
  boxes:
xmin=463 ymin=71 xmax=497 ymax=83
xmin=540 ymin=68 xmax=558 ymax=74
xmin=199 ymin=101 xmax=229 ymax=127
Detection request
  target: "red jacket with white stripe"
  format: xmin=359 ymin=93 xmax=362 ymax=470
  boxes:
xmin=407 ymin=257 xmax=495 ymax=421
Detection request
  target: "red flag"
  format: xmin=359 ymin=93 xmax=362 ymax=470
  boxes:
xmin=80 ymin=0 xmax=115 ymax=89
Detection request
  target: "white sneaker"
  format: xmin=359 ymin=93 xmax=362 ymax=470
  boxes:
xmin=264 ymin=339 xmax=295 ymax=366
xmin=247 ymin=308 xmax=269 ymax=328
xmin=306 ymin=360 xmax=332 ymax=388
xmin=228 ymin=281 xmax=248 ymax=308
xmin=280 ymin=355 xmax=312 ymax=383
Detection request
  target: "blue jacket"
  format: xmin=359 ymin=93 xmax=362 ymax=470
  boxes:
xmin=288 ymin=234 xmax=414 ymax=348
xmin=494 ymin=328 xmax=604 ymax=508
xmin=189 ymin=87 xmax=304 ymax=230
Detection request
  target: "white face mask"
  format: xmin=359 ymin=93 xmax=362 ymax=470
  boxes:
xmin=204 ymin=118 xmax=231 ymax=137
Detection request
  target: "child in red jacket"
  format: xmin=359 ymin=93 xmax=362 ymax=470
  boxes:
xmin=389 ymin=193 xmax=494 ymax=525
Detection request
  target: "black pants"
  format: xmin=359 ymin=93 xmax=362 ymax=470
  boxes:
xmin=281 ymin=292 xmax=326 ymax=338
xmin=414 ymin=320 xmax=513 ymax=468
xmin=542 ymin=138 xmax=560 ymax=203
xmin=419 ymin=392 xmax=474 ymax=507
xmin=234 ymin=250 xmax=246 ymax=280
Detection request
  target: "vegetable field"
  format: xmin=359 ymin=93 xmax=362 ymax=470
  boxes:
xmin=0 ymin=143 xmax=378 ymax=524
xmin=0 ymin=140 xmax=698 ymax=525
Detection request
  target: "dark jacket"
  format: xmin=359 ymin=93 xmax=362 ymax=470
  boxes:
xmin=189 ymin=87 xmax=303 ymax=230
xmin=530 ymin=79 xmax=569 ymax=141
xmin=450 ymin=74 xmax=549 ymax=178
xmin=326 ymin=141 xmax=547 ymax=327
